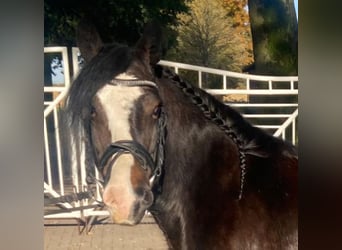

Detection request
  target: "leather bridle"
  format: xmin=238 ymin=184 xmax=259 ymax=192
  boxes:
xmin=95 ymin=78 xmax=167 ymax=192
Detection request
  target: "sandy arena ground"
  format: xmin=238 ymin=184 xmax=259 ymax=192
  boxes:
xmin=44 ymin=215 xmax=168 ymax=250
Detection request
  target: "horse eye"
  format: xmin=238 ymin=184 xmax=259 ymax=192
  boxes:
xmin=90 ymin=106 xmax=96 ymax=118
xmin=152 ymin=105 xmax=162 ymax=119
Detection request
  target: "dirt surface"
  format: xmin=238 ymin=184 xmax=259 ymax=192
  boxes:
xmin=44 ymin=215 xmax=168 ymax=250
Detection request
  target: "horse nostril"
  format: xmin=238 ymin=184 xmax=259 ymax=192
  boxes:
xmin=135 ymin=187 xmax=153 ymax=207
xmin=142 ymin=190 xmax=153 ymax=206
xmin=136 ymin=187 xmax=153 ymax=207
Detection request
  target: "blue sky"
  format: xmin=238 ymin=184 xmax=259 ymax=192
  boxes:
xmin=294 ymin=0 xmax=298 ymax=19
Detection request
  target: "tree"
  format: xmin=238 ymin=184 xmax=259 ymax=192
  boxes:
xmin=222 ymin=0 xmax=254 ymax=72
xmin=167 ymin=0 xmax=252 ymax=73
xmin=247 ymin=0 xmax=298 ymax=126
xmin=164 ymin=0 xmax=253 ymax=90
xmin=247 ymin=0 xmax=298 ymax=75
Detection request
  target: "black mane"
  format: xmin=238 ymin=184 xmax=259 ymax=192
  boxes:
xmin=155 ymin=65 xmax=297 ymax=159
xmin=65 ymin=43 xmax=135 ymax=181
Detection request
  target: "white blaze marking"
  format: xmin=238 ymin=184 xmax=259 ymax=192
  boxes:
xmin=103 ymin=154 xmax=136 ymax=208
xmin=96 ymin=84 xmax=143 ymax=142
xmin=96 ymin=84 xmax=143 ymax=220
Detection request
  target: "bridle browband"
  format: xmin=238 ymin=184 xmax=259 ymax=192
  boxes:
xmin=95 ymin=77 xmax=167 ymax=193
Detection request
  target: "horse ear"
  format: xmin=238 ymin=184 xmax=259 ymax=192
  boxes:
xmin=135 ymin=21 xmax=162 ymax=66
xmin=76 ymin=20 xmax=103 ymax=63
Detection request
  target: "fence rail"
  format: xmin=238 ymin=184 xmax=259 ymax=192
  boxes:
xmin=44 ymin=47 xmax=298 ymax=222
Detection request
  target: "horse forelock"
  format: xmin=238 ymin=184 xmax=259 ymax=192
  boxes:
xmin=65 ymin=44 xmax=136 ymax=182
xmin=66 ymin=44 xmax=133 ymax=124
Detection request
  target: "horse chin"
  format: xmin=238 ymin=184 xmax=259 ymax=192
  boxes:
xmin=107 ymin=207 xmax=145 ymax=226
xmin=129 ymin=211 xmax=146 ymax=225
xmin=102 ymin=181 xmax=153 ymax=225
xmin=111 ymin=217 xmax=139 ymax=226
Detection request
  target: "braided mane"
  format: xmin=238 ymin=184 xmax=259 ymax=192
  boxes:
xmin=158 ymin=65 xmax=275 ymax=155
xmin=156 ymin=65 xmax=283 ymax=199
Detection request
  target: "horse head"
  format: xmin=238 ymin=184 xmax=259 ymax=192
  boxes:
xmin=68 ymin=21 xmax=163 ymax=225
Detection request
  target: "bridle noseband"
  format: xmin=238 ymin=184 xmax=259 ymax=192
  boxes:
xmin=98 ymin=140 xmax=156 ymax=184
xmin=95 ymin=77 xmax=166 ymax=192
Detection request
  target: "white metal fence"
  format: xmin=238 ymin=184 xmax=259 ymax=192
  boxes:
xmin=44 ymin=47 xmax=109 ymax=221
xmin=159 ymin=60 xmax=298 ymax=143
xmin=44 ymin=47 xmax=298 ymax=221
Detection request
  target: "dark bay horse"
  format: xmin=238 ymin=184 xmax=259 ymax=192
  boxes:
xmin=66 ymin=22 xmax=298 ymax=249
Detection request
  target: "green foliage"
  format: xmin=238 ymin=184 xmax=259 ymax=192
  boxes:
xmin=44 ymin=0 xmax=188 ymax=47
xmin=248 ymin=0 xmax=298 ymax=75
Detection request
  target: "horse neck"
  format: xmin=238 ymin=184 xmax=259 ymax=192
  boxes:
xmin=158 ymin=80 xmax=240 ymax=178
xmin=151 ymin=83 xmax=241 ymax=248
xmin=151 ymin=68 xmax=298 ymax=249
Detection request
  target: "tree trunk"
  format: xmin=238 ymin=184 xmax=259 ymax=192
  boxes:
xmin=248 ymin=0 xmax=298 ymax=76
